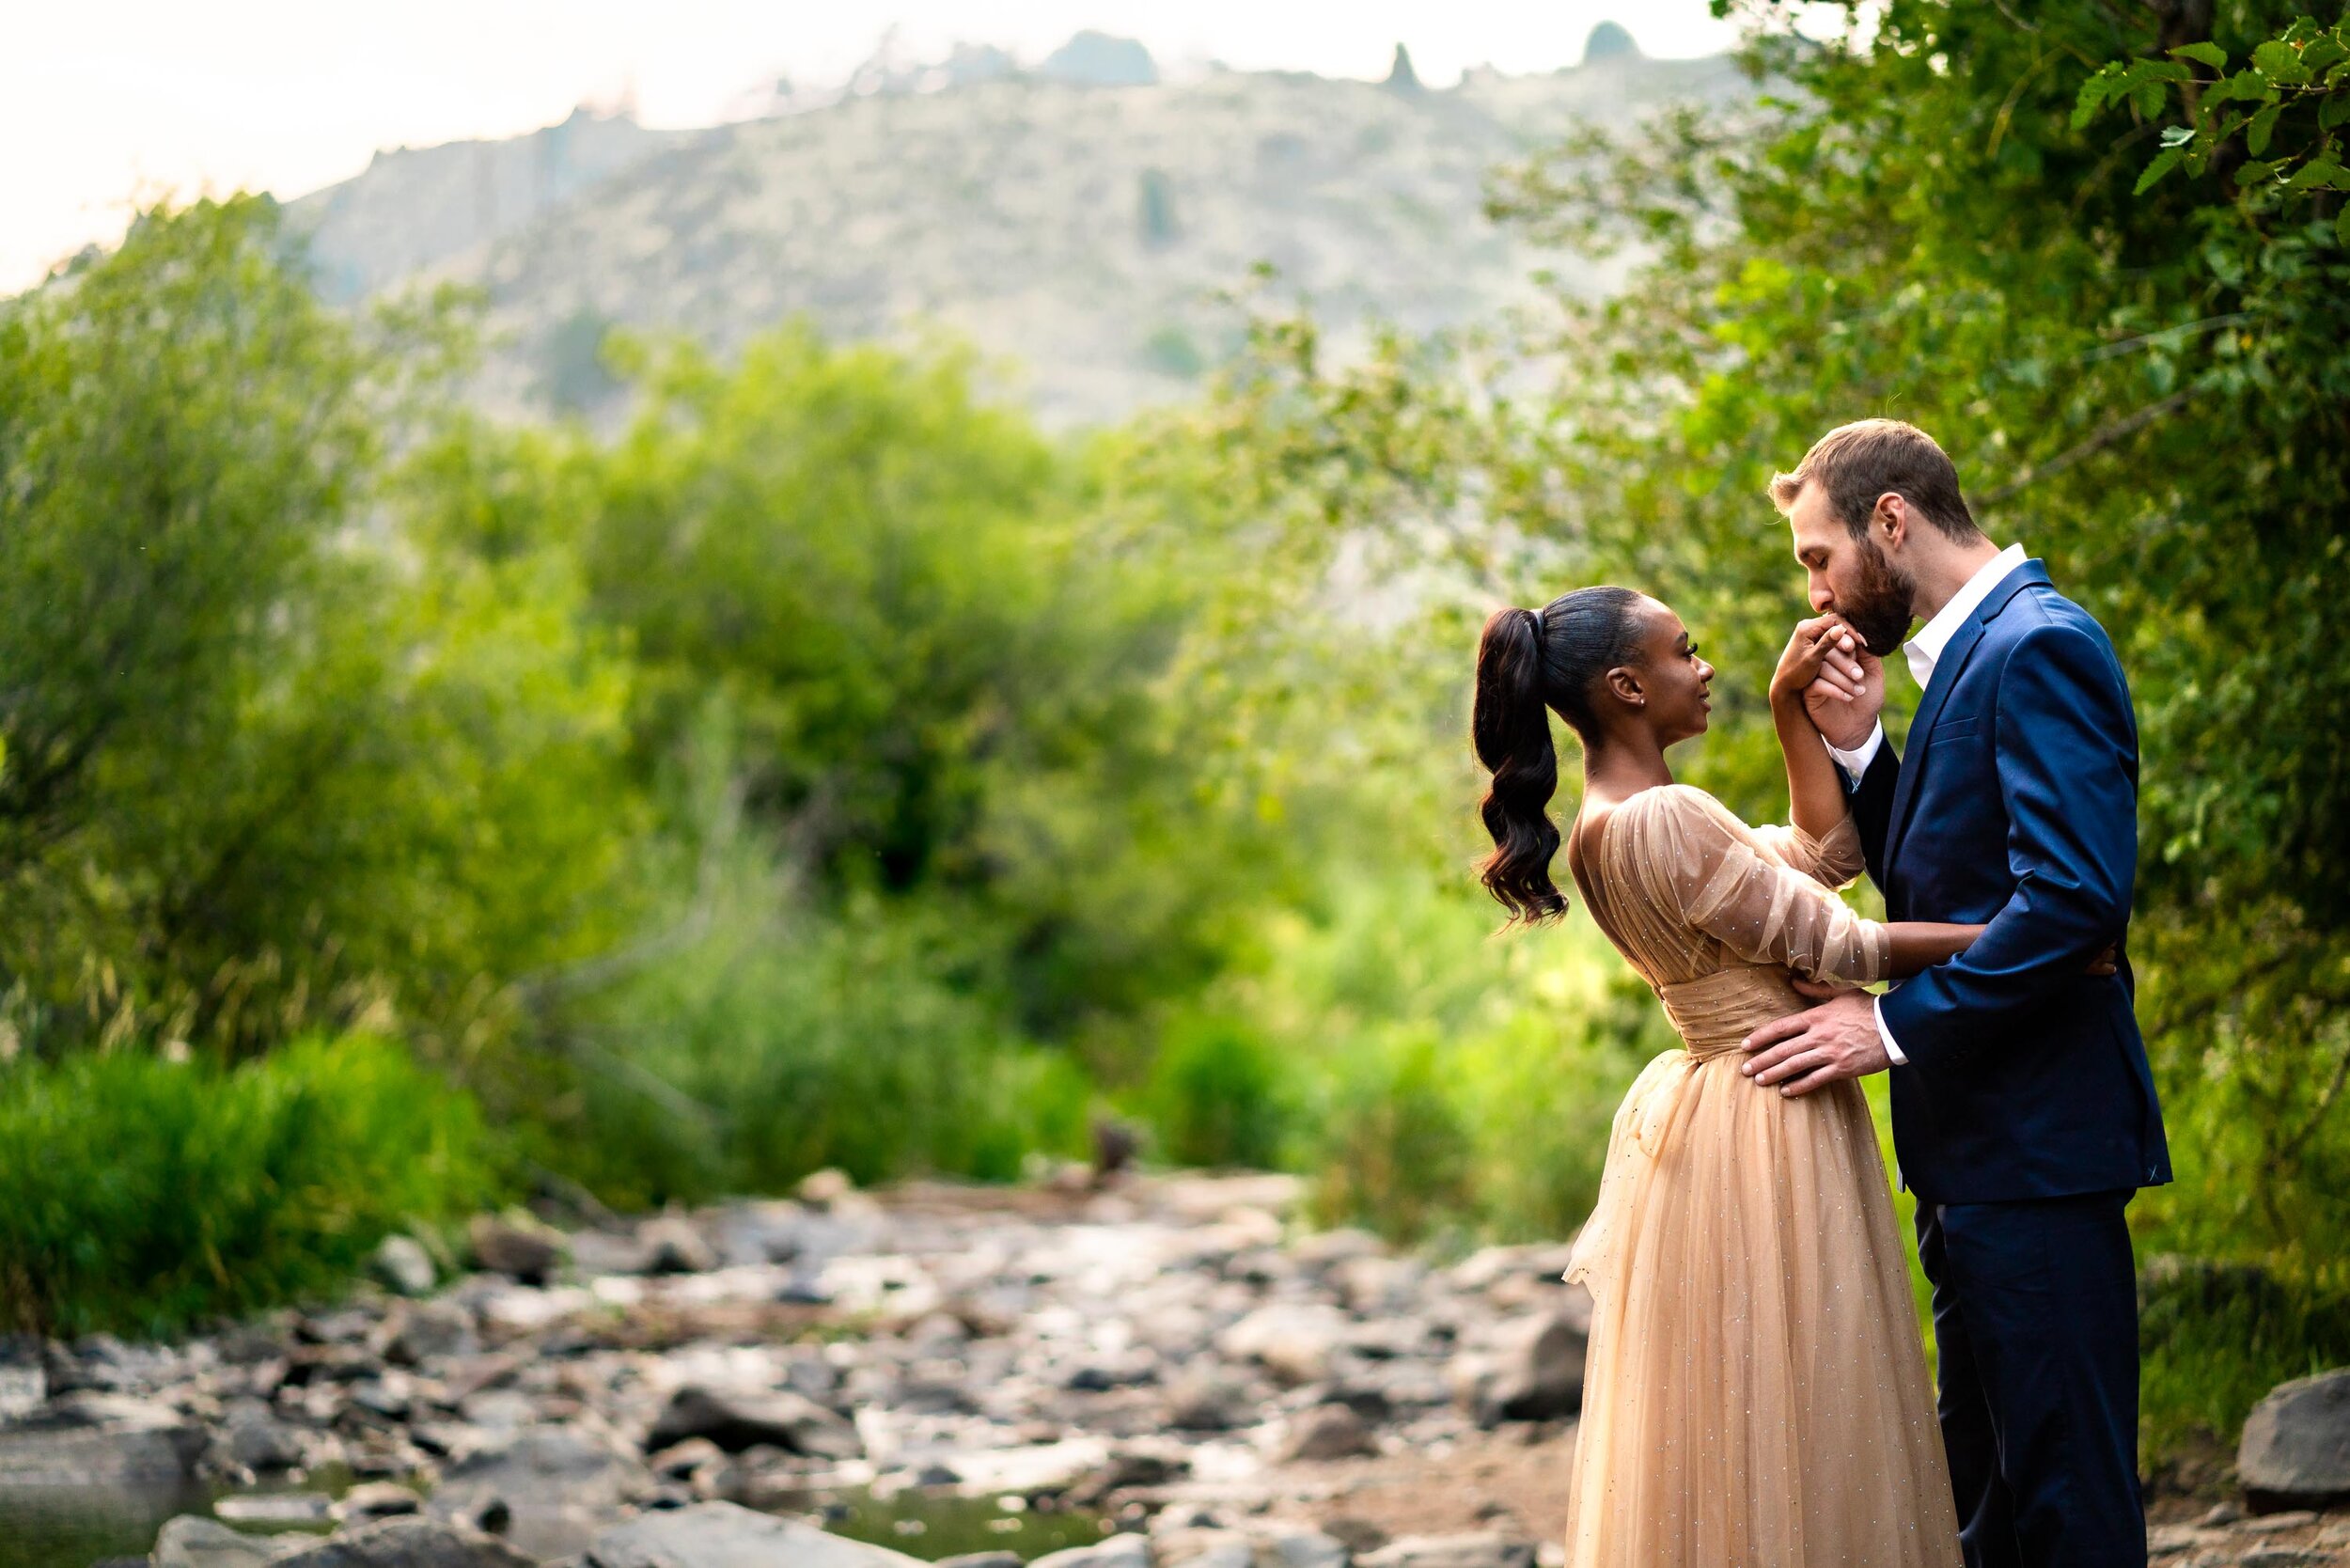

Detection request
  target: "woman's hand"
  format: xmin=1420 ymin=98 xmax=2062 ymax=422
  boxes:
xmin=1771 ymin=616 xmax=1870 ymax=715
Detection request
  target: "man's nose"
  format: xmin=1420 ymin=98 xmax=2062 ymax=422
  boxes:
xmin=1810 ymin=580 xmax=1833 ymax=612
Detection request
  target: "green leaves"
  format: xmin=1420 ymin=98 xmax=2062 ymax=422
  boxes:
xmin=2138 ymin=145 xmax=2187 ymax=193
xmin=2081 ymin=17 xmax=2350 ymax=212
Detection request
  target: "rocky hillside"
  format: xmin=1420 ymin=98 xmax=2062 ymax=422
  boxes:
xmin=282 ymin=33 xmax=1749 ymax=427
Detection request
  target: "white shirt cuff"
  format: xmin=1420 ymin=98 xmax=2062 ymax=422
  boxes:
xmin=1874 ymin=993 xmax=1906 ymax=1066
xmin=1824 ymin=721 xmax=1886 ymax=784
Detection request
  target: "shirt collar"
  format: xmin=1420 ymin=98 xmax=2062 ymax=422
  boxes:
xmin=1904 ymin=541 xmax=2027 ymax=691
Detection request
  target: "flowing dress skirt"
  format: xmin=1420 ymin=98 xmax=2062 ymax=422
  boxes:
xmin=1559 ymin=1023 xmax=1964 ymax=1567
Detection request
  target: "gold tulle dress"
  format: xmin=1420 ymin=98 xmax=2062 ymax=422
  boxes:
xmin=1559 ymin=783 xmax=1962 ymax=1568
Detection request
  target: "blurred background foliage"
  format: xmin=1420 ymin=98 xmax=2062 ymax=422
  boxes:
xmin=2 ymin=0 xmax=2346 ymax=1470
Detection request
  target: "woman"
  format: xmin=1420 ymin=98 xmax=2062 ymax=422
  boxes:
xmin=1471 ymin=586 xmax=1965 ymax=1568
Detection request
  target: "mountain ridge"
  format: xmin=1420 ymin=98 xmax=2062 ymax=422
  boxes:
xmin=282 ymin=39 xmax=1750 ymax=426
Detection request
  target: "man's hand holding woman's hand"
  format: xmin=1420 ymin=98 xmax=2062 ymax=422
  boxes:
xmin=1771 ymin=615 xmax=1884 ymax=752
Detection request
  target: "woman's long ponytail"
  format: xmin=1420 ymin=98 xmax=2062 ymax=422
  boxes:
xmin=1471 ymin=587 xmax=1642 ymax=925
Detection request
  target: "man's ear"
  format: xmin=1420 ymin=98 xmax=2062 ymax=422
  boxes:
xmin=1604 ymin=665 xmax=1645 ymax=708
xmin=1874 ymin=493 xmax=1908 ymax=551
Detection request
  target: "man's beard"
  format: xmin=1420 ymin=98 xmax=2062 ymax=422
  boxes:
xmin=1841 ymin=539 xmax=1918 ymax=656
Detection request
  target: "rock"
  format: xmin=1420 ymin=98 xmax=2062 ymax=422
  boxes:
xmin=570 ymin=1229 xmax=655 ymax=1275
xmin=1357 ymin=1534 xmax=1534 ymax=1568
xmin=1275 ymin=1403 xmax=1376 ymax=1462
xmin=428 ymin=1424 xmax=656 ymax=1561
xmin=1253 ymin=1525 xmax=1350 ymax=1568
xmin=0 ymin=1333 xmax=44 ymax=1419
xmin=214 ymin=1492 xmax=334 ymax=1524
xmin=222 ymin=1401 xmax=308 ymax=1471
xmin=387 ymin=1302 xmax=478 ymax=1366
xmin=1290 ymin=1229 xmax=1386 ymax=1268
xmin=2198 ymin=1501 xmax=2244 ymax=1528
xmin=2240 ymin=1369 xmax=2350 ymax=1511
xmin=649 ymin=1436 xmax=729 ymax=1479
xmin=638 ymin=1215 xmax=719 ymax=1275
xmin=2241 ymin=1551 xmax=2333 ymax=1568
xmin=337 ymin=1482 xmax=427 ymax=1521
xmin=936 ymin=1555 xmax=1025 ymax=1568
xmin=1158 ymin=1529 xmax=1255 ymax=1568
xmin=2246 ymin=1510 xmax=2324 ymax=1533
xmin=1164 ymin=1370 xmax=1250 ymax=1431
xmin=0 ymin=1393 xmax=204 ymax=1483
xmin=467 ymin=1215 xmax=564 ymax=1284
xmin=271 ymin=1516 xmax=539 ymax=1567
xmin=1067 ymin=1448 xmax=1189 ymax=1506
xmin=583 ymin=1500 xmax=929 ymax=1567
xmin=1462 ymin=1311 xmax=1586 ymax=1427
xmin=1029 ymin=1536 xmax=1153 ymax=1568
xmin=644 ymin=1384 xmax=862 ymax=1457
xmin=798 ymin=1168 xmax=855 ymax=1208
xmin=1321 ymin=1517 xmax=1390 ymax=1555
xmin=371 ymin=1236 xmax=437 ymax=1296
xmin=1216 ymin=1304 xmax=1353 ymax=1387
xmin=151 ymin=1515 xmax=306 ymax=1568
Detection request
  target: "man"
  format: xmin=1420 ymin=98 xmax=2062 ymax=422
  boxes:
xmin=1740 ymin=419 xmax=2171 ymax=1568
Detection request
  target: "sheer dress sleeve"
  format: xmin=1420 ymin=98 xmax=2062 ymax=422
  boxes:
xmin=1621 ymin=786 xmax=1888 ymax=986
xmin=1747 ymin=810 xmax=1869 ymax=890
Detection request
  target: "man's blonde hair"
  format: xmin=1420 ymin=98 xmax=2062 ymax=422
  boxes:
xmin=1770 ymin=419 xmax=1982 ymax=541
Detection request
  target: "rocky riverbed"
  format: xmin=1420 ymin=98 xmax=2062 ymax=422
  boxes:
xmin=0 ymin=1165 xmax=2344 ymax=1568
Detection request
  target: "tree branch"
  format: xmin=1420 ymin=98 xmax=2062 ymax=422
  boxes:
xmin=1981 ymin=387 xmax=2196 ymax=505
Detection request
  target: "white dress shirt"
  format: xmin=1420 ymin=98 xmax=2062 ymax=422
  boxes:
xmin=1822 ymin=542 xmax=2029 ymax=1066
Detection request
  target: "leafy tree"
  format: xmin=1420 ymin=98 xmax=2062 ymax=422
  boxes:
xmin=0 ymin=198 xmax=641 ymax=1058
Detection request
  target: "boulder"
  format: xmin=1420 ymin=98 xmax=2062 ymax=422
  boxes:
xmin=337 ymin=1482 xmax=427 ymax=1521
xmin=387 ymin=1302 xmax=478 ymax=1366
xmin=1274 ymin=1403 xmax=1376 ymax=1462
xmin=370 ymin=1236 xmax=437 ymax=1297
xmin=2239 ymin=1368 xmax=2350 ymax=1512
xmin=1157 ymin=1529 xmax=1255 ymax=1568
xmin=1457 ymin=1310 xmax=1585 ymax=1427
xmin=644 ymin=1385 xmax=861 ymax=1457
xmin=1215 ymin=1304 xmax=1353 ymax=1387
xmin=935 ymin=1555 xmax=1026 ymax=1568
xmin=584 ymin=1500 xmax=929 ymax=1568
xmin=427 ymin=1424 xmax=655 ymax=1560
xmin=0 ymin=1392 xmax=204 ymax=1483
xmin=151 ymin=1516 xmax=307 ymax=1568
xmin=1253 ymin=1525 xmax=1351 ymax=1568
xmin=638 ymin=1216 xmax=719 ymax=1275
xmin=220 ymin=1400 xmax=308 ymax=1471
xmin=214 ymin=1492 xmax=334 ymax=1525
xmin=1028 ymin=1535 xmax=1153 ymax=1568
xmin=1357 ymin=1534 xmax=1534 ymax=1568
xmin=1163 ymin=1369 xmax=1250 ymax=1431
xmin=272 ymin=1517 xmax=538 ymax=1567
xmin=467 ymin=1216 xmax=564 ymax=1284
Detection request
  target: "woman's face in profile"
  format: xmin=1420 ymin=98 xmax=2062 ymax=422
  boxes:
xmin=1626 ymin=598 xmax=1714 ymax=745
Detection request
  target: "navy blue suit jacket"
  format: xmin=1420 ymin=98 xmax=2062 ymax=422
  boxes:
xmin=1847 ymin=559 xmax=2171 ymax=1203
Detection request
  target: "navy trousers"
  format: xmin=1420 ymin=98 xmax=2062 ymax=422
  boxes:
xmin=1914 ymin=1191 xmax=2146 ymax=1568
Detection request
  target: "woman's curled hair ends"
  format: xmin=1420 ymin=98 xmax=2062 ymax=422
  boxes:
xmin=1472 ymin=587 xmax=1642 ymax=924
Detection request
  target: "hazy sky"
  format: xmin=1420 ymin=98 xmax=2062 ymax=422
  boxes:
xmin=1 ymin=1 xmax=1753 ymax=294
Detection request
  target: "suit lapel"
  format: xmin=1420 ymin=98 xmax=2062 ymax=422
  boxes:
xmin=1884 ymin=560 xmax=2049 ymax=870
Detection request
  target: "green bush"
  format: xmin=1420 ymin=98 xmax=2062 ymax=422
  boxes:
xmin=1305 ymin=1028 xmax=1477 ymax=1246
xmin=2138 ymin=1257 xmax=2350 ymax=1464
xmin=0 ymin=1036 xmax=500 ymax=1338
xmin=1135 ymin=1012 xmax=1298 ymax=1169
xmin=536 ymin=847 xmax=1098 ymax=1207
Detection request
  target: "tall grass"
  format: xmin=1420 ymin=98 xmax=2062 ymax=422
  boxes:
xmin=0 ymin=1036 xmax=500 ymax=1338
xmin=538 ymin=871 xmax=1098 ymax=1208
xmin=1134 ymin=868 xmax=1668 ymax=1249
